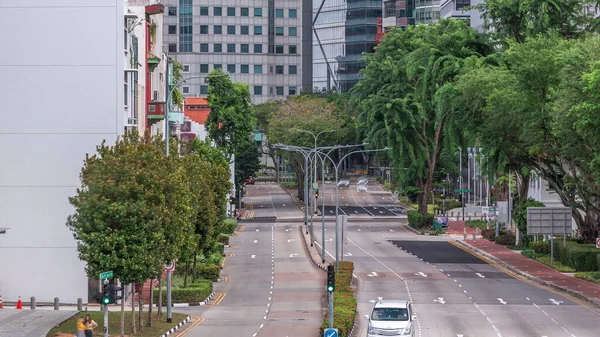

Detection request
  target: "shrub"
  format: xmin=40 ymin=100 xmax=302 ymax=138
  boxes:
xmin=495 ymin=232 xmax=516 ymax=246
xmin=512 ymin=198 xmax=544 ymax=246
xmin=530 ymin=241 xmax=550 ymax=254
xmin=221 ymin=218 xmax=237 ymax=234
xmin=407 ymin=210 xmax=433 ymax=230
xmin=153 ymin=280 xmax=212 ymax=303
xmin=521 ymin=249 xmax=537 ymax=259
xmin=321 ymin=261 xmax=356 ymax=337
xmin=434 ymin=199 xmax=462 ymax=211
xmin=575 ymin=272 xmax=600 ymax=285
xmin=216 ymin=243 xmax=225 ymax=256
xmin=218 ymin=233 xmax=230 ymax=245
xmin=194 ymin=263 xmax=221 ymax=281
xmin=481 ymin=228 xmax=496 ymax=241
xmin=553 ymin=240 xmax=600 ymax=272
xmin=466 ymin=220 xmax=489 ymax=230
xmin=534 ymin=255 xmax=576 ymax=272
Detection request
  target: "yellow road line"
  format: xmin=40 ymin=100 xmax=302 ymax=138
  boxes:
xmin=448 ymin=240 xmax=600 ymax=313
xmin=228 ymin=253 xmax=235 ymax=257
xmin=213 ymin=292 xmax=227 ymax=306
xmin=220 ymin=256 xmax=227 ymax=268
xmin=240 ymin=226 xmax=246 ymax=232
xmin=176 ymin=316 xmax=205 ymax=337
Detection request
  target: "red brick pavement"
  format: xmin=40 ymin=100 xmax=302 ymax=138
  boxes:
xmin=463 ymin=238 xmax=600 ymax=306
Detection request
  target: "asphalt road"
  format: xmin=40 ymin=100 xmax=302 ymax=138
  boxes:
xmin=311 ymin=221 xmax=600 ymax=337
xmin=175 ymin=222 xmax=324 ymax=337
xmin=319 ymin=180 xmax=406 ymax=218
xmin=242 ymin=183 xmax=304 ymax=220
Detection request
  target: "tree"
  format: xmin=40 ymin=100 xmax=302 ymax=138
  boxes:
xmin=171 ymin=59 xmax=185 ymax=107
xmin=252 ymin=100 xmax=283 ymax=180
xmin=234 ymin=139 xmax=261 ymax=192
xmin=352 ymin=19 xmax=493 ymax=214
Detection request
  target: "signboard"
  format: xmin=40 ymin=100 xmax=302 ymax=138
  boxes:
xmin=168 ymin=112 xmax=184 ymax=124
xmin=324 ymin=328 xmax=338 ymax=337
xmin=596 ymin=238 xmax=600 ymax=249
xmin=164 ymin=261 xmax=176 ymax=271
xmin=99 ymin=271 xmax=113 ymax=280
xmin=453 ymin=189 xmax=472 ymax=193
xmin=526 ymin=207 xmax=572 ymax=235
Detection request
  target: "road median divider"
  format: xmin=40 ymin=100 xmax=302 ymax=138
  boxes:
xmin=321 ymin=261 xmax=357 ymax=337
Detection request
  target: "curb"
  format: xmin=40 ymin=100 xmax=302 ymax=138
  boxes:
xmin=172 ymin=292 xmax=216 ymax=307
xmin=159 ymin=315 xmax=190 ymax=337
xmin=299 ymin=226 xmax=328 ymax=271
xmin=453 ymin=239 xmax=600 ymax=309
xmin=403 ymin=224 xmax=421 ymax=235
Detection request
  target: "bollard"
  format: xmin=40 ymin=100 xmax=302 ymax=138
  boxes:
xmin=30 ymin=296 xmax=36 ymax=310
xmin=463 ymin=228 xmax=467 ymax=240
xmin=54 ymin=297 xmax=59 ymax=310
xmin=472 ymin=228 xmax=477 ymax=240
xmin=77 ymin=298 xmax=83 ymax=311
xmin=468 ymin=215 xmax=472 ymax=221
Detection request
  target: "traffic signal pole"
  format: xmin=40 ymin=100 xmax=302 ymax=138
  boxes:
xmin=327 ymin=263 xmax=335 ymax=328
xmin=103 ymin=280 xmax=109 ymax=337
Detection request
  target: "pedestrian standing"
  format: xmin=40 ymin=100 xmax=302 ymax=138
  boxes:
xmin=76 ymin=316 xmax=86 ymax=337
xmin=84 ymin=314 xmax=98 ymax=337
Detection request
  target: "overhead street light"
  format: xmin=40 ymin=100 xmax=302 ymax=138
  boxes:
xmin=0 ymin=227 xmax=8 ymax=234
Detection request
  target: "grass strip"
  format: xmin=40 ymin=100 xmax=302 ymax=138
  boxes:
xmin=321 ymin=261 xmax=357 ymax=337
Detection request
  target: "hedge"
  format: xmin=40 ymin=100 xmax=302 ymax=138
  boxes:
xmin=321 ymin=261 xmax=357 ymax=337
xmin=434 ymin=199 xmax=462 ymax=211
xmin=222 ymin=218 xmax=237 ymax=234
xmin=152 ymin=280 xmax=212 ymax=303
xmin=575 ymin=272 xmax=600 ymax=285
xmin=218 ymin=233 xmax=230 ymax=245
xmin=179 ymin=263 xmax=221 ymax=281
xmin=553 ymin=240 xmax=600 ymax=272
xmin=407 ymin=210 xmax=433 ymax=230
xmin=530 ymin=241 xmax=550 ymax=254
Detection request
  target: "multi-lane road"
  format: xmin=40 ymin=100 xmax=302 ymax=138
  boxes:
xmin=179 ymin=180 xmax=600 ymax=337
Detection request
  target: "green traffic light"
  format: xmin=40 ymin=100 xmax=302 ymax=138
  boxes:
xmin=327 ymin=285 xmax=334 ymax=292
xmin=103 ymin=297 xmax=110 ymax=304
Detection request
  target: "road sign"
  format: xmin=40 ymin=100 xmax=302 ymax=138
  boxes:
xmin=596 ymin=238 xmax=600 ymax=249
xmin=99 ymin=271 xmax=113 ymax=280
xmin=164 ymin=261 xmax=176 ymax=271
xmin=453 ymin=189 xmax=472 ymax=193
xmin=526 ymin=207 xmax=572 ymax=235
xmin=324 ymin=328 xmax=338 ymax=337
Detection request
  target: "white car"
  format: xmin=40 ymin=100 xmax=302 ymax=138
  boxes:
xmin=366 ymin=299 xmax=416 ymax=337
xmin=337 ymin=180 xmax=350 ymax=187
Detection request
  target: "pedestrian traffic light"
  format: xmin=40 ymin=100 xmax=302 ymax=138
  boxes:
xmin=326 ymin=264 xmax=335 ymax=292
xmin=315 ymin=188 xmax=319 ymax=199
xmin=101 ymin=284 xmax=110 ymax=305
xmin=110 ymin=285 xmax=123 ymax=303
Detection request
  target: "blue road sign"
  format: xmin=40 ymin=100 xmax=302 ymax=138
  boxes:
xmin=324 ymin=328 xmax=338 ymax=337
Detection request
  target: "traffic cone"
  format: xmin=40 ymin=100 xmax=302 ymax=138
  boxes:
xmin=0 ymin=294 xmax=3 ymax=308
xmin=16 ymin=296 xmax=22 ymax=310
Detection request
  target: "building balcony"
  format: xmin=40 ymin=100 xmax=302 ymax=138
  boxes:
xmin=147 ymin=52 xmax=161 ymax=72
xmin=147 ymin=101 xmax=165 ymax=120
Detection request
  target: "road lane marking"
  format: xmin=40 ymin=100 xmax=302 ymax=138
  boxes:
xmin=476 ymin=273 xmax=485 ymax=278
xmin=254 ymin=240 xmax=258 ymax=243
xmin=251 ymin=255 xmax=256 ymax=258
xmin=367 ymin=272 xmax=378 ymax=277
xmin=289 ymin=253 xmax=299 ymax=257
xmin=176 ymin=316 xmax=205 ymax=337
xmin=549 ymin=298 xmax=563 ymax=305
xmin=434 ymin=297 xmax=446 ymax=304
xmin=497 ymin=298 xmax=507 ymax=305
xmin=415 ymin=272 xmax=428 ymax=277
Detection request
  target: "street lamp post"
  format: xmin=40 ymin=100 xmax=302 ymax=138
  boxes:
xmin=459 ymin=147 xmax=464 ymax=221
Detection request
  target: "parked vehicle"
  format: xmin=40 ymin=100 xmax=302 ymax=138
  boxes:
xmin=245 ymin=177 xmax=256 ymax=185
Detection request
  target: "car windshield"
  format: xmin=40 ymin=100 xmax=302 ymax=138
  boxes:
xmin=371 ymin=308 xmax=409 ymax=321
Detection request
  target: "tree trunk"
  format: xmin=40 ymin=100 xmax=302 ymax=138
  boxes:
xmin=157 ymin=277 xmax=163 ymax=317
xmin=192 ymin=240 xmax=199 ymax=283
xmin=516 ymin=172 xmax=530 ymax=200
xmin=183 ymin=260 xmax=190 ymax=288
xmin=120 ymin=289 xmax=125 ymax=337
xmin=271 ymin=152 xmax=280 ymax=182
xmin=147 ymin=277 xmax=154 ymax=327
xmin=131 ymin=284 xmax=136 ymax=334
xmin=138 ymin=284 xmax=143 ymax=332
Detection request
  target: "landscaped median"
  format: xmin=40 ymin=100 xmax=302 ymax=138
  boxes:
xmin=407 ymin=210 xmax=445 ymax=235
xmin=321 ymin=261 xmax=357 ymax=337
xmin=47 ymin=311 xmax=188 ymax=337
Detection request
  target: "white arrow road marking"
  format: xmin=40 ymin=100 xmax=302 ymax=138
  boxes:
xmin=354 ymin=210 xmax=359 ymax=214
xmin=380 ymin=211 xmax=384 ymax=214
xmin=390 ymin=229 xmax=395 ymax=232
xmin=287 ymin=239 xmax=295 ymax=242
xmin=476 ymin=273 xmax=485 ymax=278
xmin=434 ymin=297 xmax=446 ymax=304
xmin=357 ymin=229 xmax=361 ymax=231
xmin=344 ymin=252 xmax=353 ymax=256
xmin=282 ymin=203 xmax=286 ymax=207
xmin=341 ymin=196 xmax=345 ymax=199
xmin=457 ymin=335 xmax=464 ymax=337
xmin=373 ymin=207 xmax=378 ymax=209
xmin=367 ymin=272 xmax=378 ymax=277
xmin=369 ymin=299 xmax=377 ymax=303
xmin=415 ymin=272 xmax=428 ymax=278
xmin=329 ymin=210 xmax=334 ymax=213
xmin=256 ymin=229 xmax=260 ymax=232
xmin=260 ymin=205 xmax=264 ymax=208
xmin=254 ymin=240 xmax=258 ymax=243
xmin=345 ymin=203 xmax=349 ymax=206
xmin=549 ymin=299 xmax=563 ymax=305
xmin=289 ymin=254 xmax=299 ymax=257
xmin=251 ymin=255 xmax=256 ymax=258
xmin=285 ymin=229 xmax=290 ymax=232
xmin=497 ymin=298 xmax=507 ymax=305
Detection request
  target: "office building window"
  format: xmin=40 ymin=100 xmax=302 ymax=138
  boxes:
xmin=179 ymin=22 xmax=192 ymax=34
xmin=241 ymin=64 xmax=249 ymax=73
xmin=254 ymin=26 xmax=262 ymax=35
xmin=275 ymin=9 xmax=284 ymax=18
xmin=200 ymin=6 xmax=208 ymax=15
xmin=182 ymin=86 xmax=190 ymax=94
xmin=275 ymin=45 xmax=284 ymax=54
xmin=227 ymin=43 xmax=236 ymax=53
xmin=200 ymin=85 xmax=208 ymax=95
xmin=227 ymin=25 xmax=236 ymax=34
xmin=241 ymin=25 xmax=249 ymax=35
xmin=254 ymin=8 xmax=262 ymax=16
xmin=254 ymin=44 xmax=262 ymax=53
xmin=214 ymin=25 xmax=222 ymax=34
xmin=200 ymin=25 xmax=208 ymax=34
xmin=168 ymin=6 xmax=176 ymax=15
xmin=200 ymin=43 xmax=209 ymax=52
xmin=168 ymin=25 xmax=177 ymax=34
xmin=168 ymin=43 xmax=177 ymax=52
xmin=276 ymin=86 xmax=284 ymax=96
xmin=214 ymin=44 xmax=222 ymax=52
xmin=289 ymin=27 xmax=297 ymax=36
xmin=179 ymin=35 xmax=192 ymax=52
xmin=275 ymin=27 xmax=284 ymax=36
xmin=289 ymin=65 xmax=297 ymax=74
xmin=241 ymin=43 xmax=249 ymax=53
xmin=214 ymin=7 xmax=222 ymax=16
xmin=254 ymin=64 xmax=263 ymax=74
xmin=183 ymin=64 xmax=190 ymax=72
xmin=254 ymin=86 xmax=262 ymax=95
xmin=241 ymin=7 xmax=249 ymax=16
xmin=276 ymin=65 xmax=284 ymax=74
xmin=268 ymin=44 xmax=274 ymax=53
xmin=227 ymin=64 xmax=236 ymax=73
xmin=214 ymin=64 xmax=222 ymax=70
xmin=289 ymin=9 xmax=297 ymax=18
xmin=227 ymin=7 xmax=236 ymax=16
xmin=289 ymin=86 xmax=297 ymax=95
xmin=289 ymin=45 xmax=297 ymax=54
xmin=200 ymin=64 xmax=209 ymax=73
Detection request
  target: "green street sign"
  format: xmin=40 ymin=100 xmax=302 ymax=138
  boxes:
xmin=453 ymin=189 xmax=473 ymax=193
xmin=100 ymin=271 xmax=113 ymax=280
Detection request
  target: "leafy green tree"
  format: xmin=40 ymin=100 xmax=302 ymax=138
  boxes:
xmin=235 ymin=139 xmax=261 ymax=191
xmin=352 ymin=19 xmax=492 ymax=214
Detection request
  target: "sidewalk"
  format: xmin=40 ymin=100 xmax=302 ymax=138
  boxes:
xmin=449 ymin=221 xmax=600 ymax=308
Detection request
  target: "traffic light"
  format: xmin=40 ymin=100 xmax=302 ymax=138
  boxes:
xmin=490 ymin=189 xmax=495 ymax=196
xmin=101 ymin=284 xmax=110 ymax=305
xmin=229 ymin=196 xmax=234 ymax=204
xmin=326 ymin=264 xmax=335 ymax=292
xmin=440 ymin=193 xmax=445 ymax=199
xmin=110 ymin=285 xmax=123 ymax=303
xmin=315 ymin=188 xmax=319 ymax=199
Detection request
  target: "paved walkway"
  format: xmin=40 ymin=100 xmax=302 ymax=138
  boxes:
xmin=448 ymin=220 xmax=600 ymax=307
xmin=0 ymin=309 xmax=77 ymax=337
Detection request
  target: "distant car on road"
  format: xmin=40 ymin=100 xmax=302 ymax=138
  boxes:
xmin=338 ymin=180 xmax=350 ymax=187
xmin=245 ymin=177 xmax=256 ymax=185
xmin=357 ymin=178 xmax=369 ymax=185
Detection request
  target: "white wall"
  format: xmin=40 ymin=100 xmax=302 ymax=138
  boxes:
xmin=0 ymin=0 xmax=124 ymax=303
